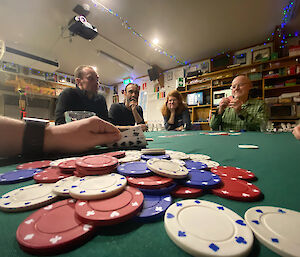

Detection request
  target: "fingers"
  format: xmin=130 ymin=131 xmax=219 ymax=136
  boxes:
xmin=88 ymin=116 xmax=121 ymax=136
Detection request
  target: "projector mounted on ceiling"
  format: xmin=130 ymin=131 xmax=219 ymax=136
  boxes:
xmin=68 ymin=4 xmax=98 ymax=40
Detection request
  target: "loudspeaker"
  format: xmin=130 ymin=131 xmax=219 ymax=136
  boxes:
xmin=147 ymin=65 xmax=160 ymax=81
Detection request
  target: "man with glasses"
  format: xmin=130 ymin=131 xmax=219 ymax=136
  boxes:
xmin=210 ymin=75 xmax=268 ymax=131
xmin=55 ymin=65 xmax=109 ymax=125
xmin=109 ymin=83 xmax=147 ymax=131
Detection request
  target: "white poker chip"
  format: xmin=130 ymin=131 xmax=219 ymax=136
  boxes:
xmin=0 ymin=184 xmax=58 ymax=212
xmin=188 ymin=154 xmax=211 ymax=161
xmin=50 ymin=157 xmax=77 ymax=167
xmin=170 ymin=159 xmax=186 ymax=166
xmin=147 ymin=159 xmax=188 ymax=179
xmin=125 ymin=150 xmax=142 ymax=156
xmin=165 ymin=150 xmax=190 ymax=160
xmin=53 ymin=176 xmax=80 ymax=196
xmin=164 ymin=199 xmax=254 ymax=257
xmin=198 ymin=160 xmax=220 ymax=168
xmin=141 ymin=148 xmax=165 ymax=155
xmin=118 ymin=154 xmax=141 ymax=163
xmin=245 ymin=206 xmax=300 ymax=257
xmin=69 ymin=173 xmax=127 ymax=200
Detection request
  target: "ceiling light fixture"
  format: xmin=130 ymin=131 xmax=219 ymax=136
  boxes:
xmin=152 ymin=38 xmax=159 ymax=45
xmin=97 ymin=50 xmax=134 ymax=70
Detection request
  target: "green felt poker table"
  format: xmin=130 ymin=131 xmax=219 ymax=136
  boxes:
xmin=0 ymin=131 xmax=299 ymax=257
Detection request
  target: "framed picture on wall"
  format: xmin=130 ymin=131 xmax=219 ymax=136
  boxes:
xmin=252 ymin=47 xmax=271 ymax=63
xmin=234 ymin=53 xmax=247 ymax=65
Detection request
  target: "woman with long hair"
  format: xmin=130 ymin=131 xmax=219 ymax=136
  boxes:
xmin=161 ymin=90 xmax=191 ymax=131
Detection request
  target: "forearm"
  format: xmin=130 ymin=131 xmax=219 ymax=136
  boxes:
xmin=210 ymin=111 xmax=223 ymax=131
xmin=0 ymin=116 xmax=24 ymax=157
xmin=167 ymin=112 xmax=176 ymax=124
xmin=132 ymin=108 xmax=144 ymax=124
xmin=239 ymin=105 xmax=268 ymax=131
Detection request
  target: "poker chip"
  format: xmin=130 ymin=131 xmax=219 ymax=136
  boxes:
xmin=181 ymin=170 xmax=221 ymax=189
xmin=135 ymin=194 xmax=172 ymax=222
xmin=188 ymin=154 xmax=211 ymax=161
xmin=50 ymin=157 xmax=77 ymax=167
xmin=53 ymin=176 xmax=81 ymax=196
xmin=147 ymin=159 xmax=189 ymax=179
xmin=164 ymin=199 xmax=254 ymax=257
xmin=118 ymin=155 xmax=141 ymax=163
xmin=125 ymin=150 xmax=142 ymax=156
xmin=75 ymin=155 xmax=118 ymax=170
xmin=58 ymin=159 xmax=77 ymax=172
xmin=75 ymin=165 xmax=114 ymax=176
xmin=17 ymin=160 xmax=52 ymax=170
xmin=184 ymin=160 xmax=208 ymax=170
xmin=75 ymin=186 xmax=144 ymax=226
xmin=16 ymin=199 xmax=95 ymax=255
xmin=198 ymin=160 xmax=220 ymax=168
xmin=141 ymin=154 xmax=170 ymax=160
xmin=69 ymin=173 xmax=127 ymax=200
xmin=127 ymin=175 xmax=174 ymax=189
xmin=170 ymin=159 xmax=186 ymax=166
xmin=141 ymin=148 xmax=165 ymax=155
xmin=171 ymin=186 xmax=203 ymax=198
xmin=139 ymin=183 xmax=177 ymax=196
xmin=0 ymin=169 xmax=42 ymax=184
xmin=101 ymin=151 xmax=126 ymax=159
xmin=165 ymin=150 xmax=189 ymax=160
xmin=245 ymin=206 xmax=300 ymax=257
xmin=211 ymin=166 xmax=256 ymax=180
xmin=33 ymin=167 xmax=73 ymax=183
xmin=117 ymin=161 xmax=152 ymax=177
xmin=0 ymin=183 xmax=58 ymax=212
xmin=212 ymin=177 xmax=262 ymax=201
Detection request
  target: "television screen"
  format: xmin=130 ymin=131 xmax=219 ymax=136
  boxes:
xmin=187 ymin=92 xmax=203 ymax=105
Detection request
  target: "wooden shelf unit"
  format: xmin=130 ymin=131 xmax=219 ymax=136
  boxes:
xmin=181 ymin=55 xmax=300 ymax=130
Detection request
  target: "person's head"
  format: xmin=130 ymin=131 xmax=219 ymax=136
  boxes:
xmin=74 ymin=65 xmax=99 ymax=96
xmin=161 ymin=90 xmax=186 ymax=117
xmin=124 ymin=83 xmax=140 ymax=106
xmin=231 ymin=75 xmax=252 ymax=100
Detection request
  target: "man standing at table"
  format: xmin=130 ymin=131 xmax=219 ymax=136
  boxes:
xmin=55 ymin=65 xmax=109 ymax=125
xmin=210 ymin=75 xmax=268 ymax=131
xmin=109 ymin=83 xmax=147 ymax=131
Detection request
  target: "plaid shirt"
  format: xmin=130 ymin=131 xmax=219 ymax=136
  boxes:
xmin=210 ymin=99 xmax=268 ymax=131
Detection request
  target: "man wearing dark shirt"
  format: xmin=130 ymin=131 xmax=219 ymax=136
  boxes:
xmin=55 ymin=65 xmax=108 ymax=125
xmin=109 ymin=83 xmax=147 ymax=131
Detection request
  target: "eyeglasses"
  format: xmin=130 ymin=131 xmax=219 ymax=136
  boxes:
xmin=230 ymin=83 xmax=249 ymax=90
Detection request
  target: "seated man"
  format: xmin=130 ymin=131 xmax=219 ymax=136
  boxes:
xmin=55 ymin=65 xmax=108 ymax=125
xmin=210 ymin=75 xmax=268 ymax=131
xmin=109 ymin=83 xmax=147 ymax=131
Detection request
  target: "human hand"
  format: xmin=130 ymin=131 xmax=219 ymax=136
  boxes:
xmin=129 ymin=99 xmax=138 ymax=110
xmin=228 ymin=98 xmax=243 ymax=113
xmin=44 ymin=116 xmax=121 ymax=153
xmin=218 ymin=97 xmax=231 ymax=114
xmin=175 ymin=125 xmax=184 ymax=131
xmin=292 ymin=124 xmax=300 ymax=140
xmin=139 ymin=123 xmax=148 ymax=132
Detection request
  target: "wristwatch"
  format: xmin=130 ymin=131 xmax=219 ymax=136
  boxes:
xmin=22 ymin=118 xmax=48 ymax=157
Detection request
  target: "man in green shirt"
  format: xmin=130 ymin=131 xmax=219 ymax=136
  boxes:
xmin=210 ymin=75 xmax=268 ymax=131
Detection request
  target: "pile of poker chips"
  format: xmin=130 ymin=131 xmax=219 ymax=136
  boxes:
xmin=2 ymin=148 xmax=298 ymax=256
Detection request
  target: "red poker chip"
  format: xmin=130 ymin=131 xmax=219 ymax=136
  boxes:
xmin=127 ymin=175 xmax=174 ymax=189
xmin=211 ymin=177 xmax=262 ymax=201
xmin=211 ymin=166 xmax=256 ymax=181
xmin=34 ymin=167 xmax=73 ymax=183
xmin=74 ymin=170 xmax=85 ymax=178
xmin=101 ymin=151 xmax=126 ymax=159
xmin=75 ymin=166 xmax=112 ymax=176
xmin=17 ymin=160 xmax=52 ymax=170
xmin=58 ymin=159 xmax=77 ymax=172
xmin=76 ymin=155 xmax=118 ymax=170
xmin=171 ymin=186 xmax=203 ymax=198
xmin=75 ymin=186 xmax=144 ymax=226
xmin=16 ymin=199 xmax=95 ymax=255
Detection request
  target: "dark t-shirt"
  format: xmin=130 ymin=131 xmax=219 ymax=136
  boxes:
xmin=163 ymin=108 xmax=192 ymax=130
xmin=109 ymin=103 xmax=145 ymax=126
xmin=55 ymin=87 xmax=108 ymax=125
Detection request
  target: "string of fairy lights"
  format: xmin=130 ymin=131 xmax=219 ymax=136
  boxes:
xmin=90 ymin=0 xmax=299 ymax=66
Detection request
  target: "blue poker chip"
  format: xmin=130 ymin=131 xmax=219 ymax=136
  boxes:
xmin=0 ymin=169 xmax=43 ymax=184
xmin=184 ymin=160 xmax=208 ymax=170
xmin=139 ymin=183 xmax=177 ymax=195
xmin=141 ymin=154 xmax=170 ymax=160
xmin=181 ymin=170 xmax=221 ymax=189
xmin=117 ymin=161 xmax=153 ymax=177
xmin=135 ymin=194 xmax=172 ymax=222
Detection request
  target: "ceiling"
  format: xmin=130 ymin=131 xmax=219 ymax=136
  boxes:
xmin=0 ymin=0 xmax=299 ymax=85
